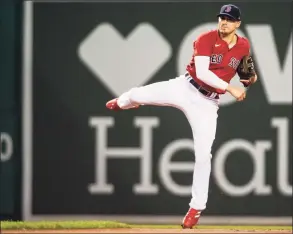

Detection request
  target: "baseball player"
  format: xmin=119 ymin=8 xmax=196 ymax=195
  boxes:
xmin=106 ymin=4 xmax=257 ymax=229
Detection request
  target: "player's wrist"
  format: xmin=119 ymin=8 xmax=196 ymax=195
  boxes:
xmin=226 ymin=84 xmax=232 ymax=93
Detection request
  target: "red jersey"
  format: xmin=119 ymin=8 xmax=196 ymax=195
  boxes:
xmin=186 ymin=29 xmax=250 ymax=94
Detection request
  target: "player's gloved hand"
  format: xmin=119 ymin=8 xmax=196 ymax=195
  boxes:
xmin=226 ymin=85 xmax=246 ymax=101
xmin=237 ymin=55 xmax=257 ymax=88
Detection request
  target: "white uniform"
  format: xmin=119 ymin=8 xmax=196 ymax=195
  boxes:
xmin=117 ymin=74 xmax=219 ymax=210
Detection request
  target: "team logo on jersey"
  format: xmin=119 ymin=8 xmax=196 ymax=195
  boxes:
xmin=228 ymin=57 xmax=240 ymax=69
xmin=210 ymin=54 xmax=223 ymax=64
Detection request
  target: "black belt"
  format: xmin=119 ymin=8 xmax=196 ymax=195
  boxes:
xmin=185 ymin=73 xmax=219 ymax=99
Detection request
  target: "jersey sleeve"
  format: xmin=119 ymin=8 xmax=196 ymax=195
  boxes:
xmin=193 ymin=32 xmax=214 ymax=56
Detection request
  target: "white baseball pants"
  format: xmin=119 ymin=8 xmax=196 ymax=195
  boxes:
xmin=117 ymin=74 xmax=219 ymax=211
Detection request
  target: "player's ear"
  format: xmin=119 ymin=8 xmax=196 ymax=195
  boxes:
xmin=236 ymin=20 xmax=241 ymax=28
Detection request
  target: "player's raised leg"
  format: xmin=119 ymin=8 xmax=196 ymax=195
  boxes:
xmin=106 ymin=76 xmax=187 ymax=110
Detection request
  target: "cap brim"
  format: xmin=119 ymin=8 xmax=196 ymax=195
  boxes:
xmin=217 ymin=13 xmax=240 ymax=21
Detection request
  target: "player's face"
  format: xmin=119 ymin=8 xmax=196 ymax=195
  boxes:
xmin=218 ymin=16 xmax=241 ymax=35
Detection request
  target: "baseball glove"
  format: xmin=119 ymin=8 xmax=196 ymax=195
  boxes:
xmin=237 ymin=55 xmax=256 ymax=87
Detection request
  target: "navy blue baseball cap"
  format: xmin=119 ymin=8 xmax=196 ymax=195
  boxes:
xmin=217 ymin=4 xmax=241 ymax=21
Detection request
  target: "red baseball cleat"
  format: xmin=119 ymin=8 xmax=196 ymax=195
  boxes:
xmin=181 ymin=208 xmax=202 ymax=229
xmin=106 ymin=98 xmax=122 ymax=111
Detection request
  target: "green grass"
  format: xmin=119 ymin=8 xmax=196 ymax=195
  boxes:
xmin=1 ymin=221 xmax=292 ymax=230
xmin=1 ymin=220 xmax=130 ymax=230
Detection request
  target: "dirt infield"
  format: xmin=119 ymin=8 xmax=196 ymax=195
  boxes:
xmin=3 ymin=229 xmax=292 ymax=233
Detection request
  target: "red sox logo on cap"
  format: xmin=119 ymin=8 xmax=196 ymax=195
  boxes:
xmin=225 ymin=6 xmax=232 ymax=12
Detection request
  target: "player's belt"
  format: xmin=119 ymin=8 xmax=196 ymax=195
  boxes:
xmin=185 ymin=72 xmax=219 ymax=99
